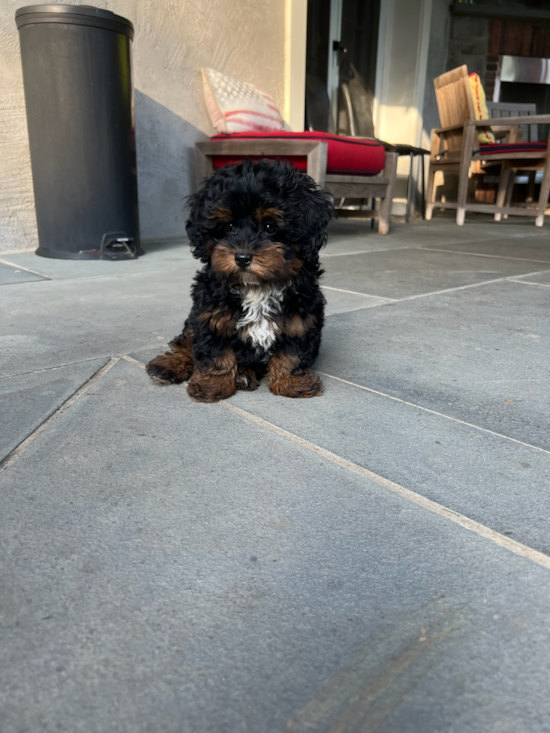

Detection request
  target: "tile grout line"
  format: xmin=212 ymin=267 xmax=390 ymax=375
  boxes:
xmin=0 ymin=257 xmax=54 ymax=280
xmin=220 ymin=401 xmax=550 ymax=571
xmin=0 ymin=358 xmax=120 ymax=473
xmin=416 ymin=247 xmax=550 ymax=265
xmin=507 ymin=279 xmax=550 ymax=290
xmin=0 ymin=346 xmax=164 ymax=380
xmin=323 ymin=246 xmax=414 ymax=258
xmin=0 ymin=355 xmax=112 ymax=381
xmin=124 ymin=355 xmax=550 ymax=456
xmin=316 ymin=370 xmax=550 ymax=456
xmin=321 ymin=271 xmax=549 ymax=304
xmin=390 ymin=269 xmax=550 ymax=303
xmin=121 ymin=354 xmax=148 ymax=368
xmin=321 ymin=285 xmax=396 ymax=301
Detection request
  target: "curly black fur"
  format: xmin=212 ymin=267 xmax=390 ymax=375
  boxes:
xmin=146 ymin=159 xmax=333 ymax=402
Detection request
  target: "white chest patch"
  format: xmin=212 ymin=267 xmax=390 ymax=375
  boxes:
xmin=237 ymin=285 xmax=285 ymax=353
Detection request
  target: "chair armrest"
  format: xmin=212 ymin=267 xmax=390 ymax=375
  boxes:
xmin=467 ymin=115 xmax=550 ymax=127
xmin=195 ymin=139 xmax=328 ymax=187
xmin=433 ymin=124 xmax=465 ymax=134
xmin=196 ymin=139 xmax=322 ymax=156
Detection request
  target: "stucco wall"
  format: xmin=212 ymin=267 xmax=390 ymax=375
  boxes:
xmin=0 ymin=0 xmax=285 ymax=252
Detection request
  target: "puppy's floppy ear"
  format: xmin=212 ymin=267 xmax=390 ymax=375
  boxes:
xmin=288 ymin=168 xmax=333 ymax=259
xmin=185 ymin=188 xmax=210 ymax=262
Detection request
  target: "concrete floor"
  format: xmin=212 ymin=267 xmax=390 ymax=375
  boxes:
xmin=1 ymin=217 xmax=550 ymax=732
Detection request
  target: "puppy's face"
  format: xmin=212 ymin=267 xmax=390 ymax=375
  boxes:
xmin=186 ymin=160 xmax=333 ymax=285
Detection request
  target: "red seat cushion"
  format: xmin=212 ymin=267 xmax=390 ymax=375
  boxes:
xmin=480 ymin=142 xmax=547 ymax=156
xmin=210 ymin=131 xmax=386 ymax=176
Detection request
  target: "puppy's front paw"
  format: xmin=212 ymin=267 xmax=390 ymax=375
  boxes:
xmin=146 ymin=353 xmax=193 ymax=385
xmin=269 ymin=370 xmax=323 ymax=398
xmin=187 ymin=373 xmax=236 ymax=403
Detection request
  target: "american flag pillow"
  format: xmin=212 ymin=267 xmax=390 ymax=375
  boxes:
xmin=202 ymin=67 xmax=287 ymax=134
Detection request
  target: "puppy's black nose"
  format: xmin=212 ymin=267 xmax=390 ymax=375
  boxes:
xmin=235 ymin=252 xmax=252 ymax=268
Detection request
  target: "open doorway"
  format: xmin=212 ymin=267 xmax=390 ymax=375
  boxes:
xmin=305 ymin=0 xmax=380 ymax=134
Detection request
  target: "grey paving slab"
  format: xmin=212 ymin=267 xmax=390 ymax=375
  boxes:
xmin=421 ymin=237 xmax=550 ymax=263
xmin=374 ymin=218 xmax=549 ymax=246
xmin=0 ymin=358 xmax=108 ymax=462
xmin=423 ymin=213 xmax=550 ymax=239
xmin=2 ymin=359 xmax=550 ymax=733
xmin=1 ymin=240 xmax=192 ymax=280
xmin=322 ymin=247 xmax=548 ymax=299
xmin=327 ymin=218 xmax=529 ymax=241
xmin=316 ymin=280 xmax=550 ymax=450
xmin=512 ymin=269 xmax=550 ymax=287
xmin=0 ymin=262 xmax=47 ymax=285
xmin=325 ymin=220 xmax=548 ymax=256
xmin=233 ymin=377 xmax=550 ymax=554
xmin=0 ymin=269 xmax=195 ymax=377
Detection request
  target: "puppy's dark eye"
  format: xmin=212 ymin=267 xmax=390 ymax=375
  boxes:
xmin=225 ymin=222 xmax=234 ymax=233
xmin=263 ymin=221 xmax=276 ymax=234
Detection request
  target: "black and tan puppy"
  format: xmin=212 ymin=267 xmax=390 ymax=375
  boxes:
xmin=146 ymin=159 xmax=333 ymax=402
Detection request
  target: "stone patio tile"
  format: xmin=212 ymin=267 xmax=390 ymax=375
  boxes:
xmin=0 ymin=270 xmax=195 ymax=377
xmin=328 ymin=218 xmax=544 ymax=242
xmin=0 ymin=262 xmax=47 ymax=285
xmin=421 ymin=237 xmax=550 ymax=263
xmin=322 ymin=248 xmax=549 ymax=299
xmin=412 ymin=215 xmax=550 ymax=239
xmin=232 ymin=377 xmax=550 ymax=554
xmin=1 ymin=359 xmax=550 ymax=733
xmin=0 ymin=358 xmax=108 ymax=461
xmin=316 ymin=280 xmax=550 ymax=449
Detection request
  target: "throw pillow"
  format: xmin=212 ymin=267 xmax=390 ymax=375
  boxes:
xmin=468 ymin=73 xmax=495 ymax=145
xmin=202 ymin=67 xmax=287 ymax=134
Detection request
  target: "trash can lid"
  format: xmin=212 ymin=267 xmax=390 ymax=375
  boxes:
xmin=15 ymin=4 xmax=134 ymax=40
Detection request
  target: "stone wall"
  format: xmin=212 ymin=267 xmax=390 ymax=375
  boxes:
xmin=447 ymin=16 xmax=489 ymax=84
xmin=446 ymin=5 xmax=550 ymax=97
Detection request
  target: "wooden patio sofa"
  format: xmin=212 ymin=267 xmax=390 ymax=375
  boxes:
xmin=195 ymin=137 xmax=398 ymax=235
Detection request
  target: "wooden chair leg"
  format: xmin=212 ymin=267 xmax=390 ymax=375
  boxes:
xmin=405 ymin=154 xmax=413 ymax=223
xmin=377 ymin=152 xmax=398 ymax=235
xmin=456 ymin=124 xmax=476 ymax=226
xmin=306 ymin=142 xmax=328 ymax=187
xmin=420 ymin=153 xmax=426 ymax=220
xmin=494 ymin=162 xmax=511 ymax=222
xmin=426 ymin=129 xmax=440 ymax=221
xmin=526 ymin=171 xmax=536 ymax=203
xmin=425 ymin=163 xmax=437 ymax=221
xmin=502 ymin=168 xmax=515 ymax=220
xmin=536 ymin=142 xmax=550 ymax=227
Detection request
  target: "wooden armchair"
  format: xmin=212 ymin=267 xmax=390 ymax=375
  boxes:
xmin=426 ymin=65 xmax=550 ymax=226
xmin=195 ymin=137 xmax=398 ymax=234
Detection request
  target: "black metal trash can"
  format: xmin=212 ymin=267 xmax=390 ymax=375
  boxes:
xmin=16 ymin=4 xmax=142 ymax=260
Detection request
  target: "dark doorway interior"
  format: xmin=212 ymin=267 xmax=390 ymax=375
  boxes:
xmin=306 ymin=0 xmax=331 ymax=89
xmin=305 ymin=0 xmax=380 ymax=133
xmin=340 ymin=0 xmax=380 ymax=105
